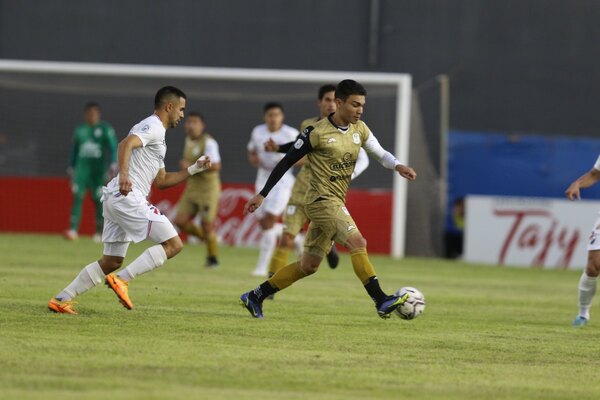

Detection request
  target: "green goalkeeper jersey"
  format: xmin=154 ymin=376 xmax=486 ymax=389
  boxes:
xmin=69 ymin=121 xmax=117 ymax=171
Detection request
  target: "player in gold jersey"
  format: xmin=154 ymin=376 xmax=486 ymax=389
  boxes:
xmin=265 ymin=84 xmax=370 ymax=282
xmin=174 ymin=112 xmax=222 ymax=267
xmin=240 ymin=80 xmax=416 ymax=319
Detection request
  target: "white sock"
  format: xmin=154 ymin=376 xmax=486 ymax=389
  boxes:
xmin=578 ymin=272 xmax=597 ymax=319
xmin=117 ymin=245 xmax=167 ymax=282
xmin=56 ymin=261 xmax=105 ymax=301
xmin=254 ymin=227 xmax=278 ymax=275
xmin=294 ymin=232 xmax=305 ymax=259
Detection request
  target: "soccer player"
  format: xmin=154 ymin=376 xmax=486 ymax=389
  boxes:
xmin=264 ymin=84 xmax=370 ymax=281
xmin=65 ymin=102 xmax=118 ymax=242
xmin=239 ymin=79 xmax=417 ymax=319
xmin=565 ymin=158 xmax=600 ymax=326
xmin=247 ymin=102 xmax=299 ymax=276
xmin=173 ymin=112 xmax=222 ymax=268
xmin=48 ymin=86 xmax=211 ymax=315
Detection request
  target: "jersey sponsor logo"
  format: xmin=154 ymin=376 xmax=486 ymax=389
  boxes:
xmin=294 ymin=138 xmax=304 ymax=149
xmin=329 ymin=174 xmax=351 ymax=182
xmin=330 ymin=153 xmax=355 ymax=170
xmin=352 ymin=133 xmax=360 ymax=144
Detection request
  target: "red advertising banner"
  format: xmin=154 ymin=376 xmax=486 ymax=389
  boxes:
xmin=0 ymin=177 xmax=392 ymax=253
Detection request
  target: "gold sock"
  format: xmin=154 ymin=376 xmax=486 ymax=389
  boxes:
xmin=350 ymin=248 xmax=376 ymax=284
xmin=184 ymin=222 xmax=206 ymax=241
xmin=268 ymin=247 xmax=289 ymax=277
xmin=206 ymin=233 xmax=218 ymax=258
xmin=268 ymin=261 xmax=306 ymax=290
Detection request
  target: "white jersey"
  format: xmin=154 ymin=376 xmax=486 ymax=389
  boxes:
xmin=107 ymin=114 xmax=166 ymax=198
xmin=247 ymin=123 xmax=298 ymax=189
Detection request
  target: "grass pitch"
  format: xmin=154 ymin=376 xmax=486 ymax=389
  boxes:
xmin=1 ymin=233 xmax=600 ymax=400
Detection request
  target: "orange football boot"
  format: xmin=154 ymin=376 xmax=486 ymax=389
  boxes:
xmin=48 ymin=298 xmax=78 ymax=314
xmin=105 ymin=274 xmax=134 ymax=309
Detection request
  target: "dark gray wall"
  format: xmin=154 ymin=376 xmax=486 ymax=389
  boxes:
xmin=2 ymin=0 xmax=599 ymax=137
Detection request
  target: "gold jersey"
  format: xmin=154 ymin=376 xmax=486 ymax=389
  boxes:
xmin=305 ymin=117 xmax=370 ymax=204
xmin=182 ymin=133 xmax=220 ymax=191
xmin=287 ymin=117 xmax=319 ymax=205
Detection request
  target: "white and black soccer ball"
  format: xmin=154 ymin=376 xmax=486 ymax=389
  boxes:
xmin=394 ymin=286 xmax=425 ymax=320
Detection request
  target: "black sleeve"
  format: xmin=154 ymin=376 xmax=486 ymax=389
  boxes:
xmin=277 ymin=141 xmax=294 ymax=153
xmin=259 ymin=128 xmax=314 ymax=197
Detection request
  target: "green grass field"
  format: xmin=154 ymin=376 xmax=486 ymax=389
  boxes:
xmin=1 ymin=233 xmax=600 ymax=400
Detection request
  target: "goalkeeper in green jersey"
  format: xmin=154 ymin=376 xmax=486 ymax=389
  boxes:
xmin=65 ymin=102 xmax=117 ymax=241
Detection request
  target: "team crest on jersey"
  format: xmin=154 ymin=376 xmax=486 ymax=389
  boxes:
xmin=352 ymin=133 xmax=360 ymax=144
xmin=94 ymin=128 xmax=102 ymax=137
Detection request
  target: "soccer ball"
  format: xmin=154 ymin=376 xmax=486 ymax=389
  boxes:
xmin=394 ymin=287 xmax=425 ymax=320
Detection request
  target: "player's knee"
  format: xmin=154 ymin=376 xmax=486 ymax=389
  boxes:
xmin=586 ymin=253 xmax=600 ymax=277
xmin=163 ymin=236 xmax=183 ymax=258
xmin=299 ymin=254 xmax=321 ymax=275
xmin=347 ymin=235 xmax=367 ymax=250
xmin=201 ymin=221 xmax=214 ymax=234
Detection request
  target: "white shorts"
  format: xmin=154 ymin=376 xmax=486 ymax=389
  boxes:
xmin=588 ymin=217 xmax=600 ymax=251
xmin=255 ymin=183 xmax=292 ymax=219
xmin=101 ymin=189 xmax=177 ymax=257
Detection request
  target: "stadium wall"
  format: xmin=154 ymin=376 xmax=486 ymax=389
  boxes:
xmin=1 ymin=0 xmax=599 ymax=137
xmin=0 ymin=178 xmax=393 ymax=254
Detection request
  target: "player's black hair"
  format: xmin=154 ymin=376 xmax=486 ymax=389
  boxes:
xmin=154 ymin=86 xmax=187 ymax=108
xmin=264 ymin=101 xmax=284 ymax=113
xmin=84 ymin=102 xmax=100 ymax=111
xmin=187 ymin=111 xmax=205 ymax=121
xmin=335 ymin=80 xmax=367 ymax=101
xmin=318 ymin=84 xmax=336 ymax=100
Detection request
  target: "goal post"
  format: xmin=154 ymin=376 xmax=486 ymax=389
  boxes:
xmin=0 ymin=59 xmax=411 ymax=257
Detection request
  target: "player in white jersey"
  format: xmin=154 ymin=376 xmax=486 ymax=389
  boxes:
xmin=566 ymin=155 xmax=600 ymax=326
xmin=247 ymin=102 xmax=299 ymax=276
xmin=48 ymin=86 xmax=211 ymax=315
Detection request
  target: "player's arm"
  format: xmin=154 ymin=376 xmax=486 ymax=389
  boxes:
xmin=264 ymin=136 xmax=307 ymax=165
xmin=116 ymin=135 xmax=143 ymax=195
xmin=565 ymin=163 xmax=600 ymax=200
xmin=362 ymin=130 xmax=416 ymax=181
xmin=154 ymin=156 xmax=212 ymax=189
xmin=351 ymin=148 xmax=370 ymax=180
xmin=244 ymin=129 xmax=314 ymax=214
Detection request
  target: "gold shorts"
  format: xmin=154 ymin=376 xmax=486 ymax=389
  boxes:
xmin=304 ymin=198 xmax=361 ymax=258
xmin=176 ymin=186 xmax=221 ymax=223
xmin=282 ymin=202 xmax=308 ymax=236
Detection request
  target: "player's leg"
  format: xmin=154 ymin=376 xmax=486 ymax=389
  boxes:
xmin=239 ymin=215 xmax=330 ymax=317
xmin=65 ymin=173 xmax=87 ymax=240
xmin=102 ymin=197 xmax=180 ymax=308
xmin=331 ymin=203 xmax=407 ymax=318
xmin=174 ymin=192 xmax=206 ymax=241
xmin=574 ymin=250 xmax=600 ymax=326
xmin=48 ymin=220 xmax=129 ymax=315
xmin=90 ymin=184 xmax=104 ymax=241
xmin=90 ymin=170 xmax=106 ymax=240
xmin=199 ymin=189 xmax=221 ymax=268
xmin=268 ymin=203 xmax=305 ymax=278
xmin=252 ymin=212 xmax=282 ymax=276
